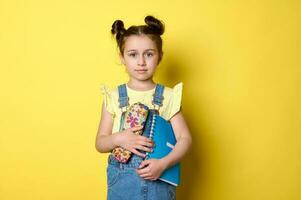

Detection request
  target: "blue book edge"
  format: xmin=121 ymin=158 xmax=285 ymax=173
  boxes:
xmin=145 ymin=114 xmax=181 ymax=186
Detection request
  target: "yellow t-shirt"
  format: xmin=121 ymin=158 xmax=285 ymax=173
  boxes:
xmin=100 ymin=82 xmax=183 ymax=133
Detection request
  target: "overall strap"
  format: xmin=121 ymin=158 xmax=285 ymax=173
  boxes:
xmin=152 ymin=84 xmax=165 ymax=111
xmin=117 ymin=84 xmax=129 ymax=131
xmin=118 ymin=84 xmax=129 ymax=113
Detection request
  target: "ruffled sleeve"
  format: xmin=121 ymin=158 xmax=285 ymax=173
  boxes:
xmin=166 ymin=82 xmax=183 ymax=120
xmin=100 ymin=84 xmax=115 ymax=116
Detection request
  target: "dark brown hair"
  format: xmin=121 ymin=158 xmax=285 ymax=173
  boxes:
xmin=111 ymin=15 xmax=165 ymax=63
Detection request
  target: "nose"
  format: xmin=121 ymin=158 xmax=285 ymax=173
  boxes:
xmin=138 ymin=55 xmax=146 ymax=66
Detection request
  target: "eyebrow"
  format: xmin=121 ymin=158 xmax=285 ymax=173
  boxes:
xmin=126 ymin=49 xmax=156 ymax=53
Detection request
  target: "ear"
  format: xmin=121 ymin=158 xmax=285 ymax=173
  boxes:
xmin=158 ymin=52 xmax=163 ymax=64
xmin=119 ymin=52 xmax=125 ymax=65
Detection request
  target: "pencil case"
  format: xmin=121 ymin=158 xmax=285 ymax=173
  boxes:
xmin=112 ymin=102 xmax=149 ymax=163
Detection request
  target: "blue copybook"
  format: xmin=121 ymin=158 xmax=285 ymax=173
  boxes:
xmin=144 ymin=114 xmax=181 ymax=186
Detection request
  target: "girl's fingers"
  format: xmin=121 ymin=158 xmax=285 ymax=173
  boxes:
xmin=138 ymin=135 xmax=153 ymax=143
xmin=136 ymin=165 xmax=150 ymax=175
xmin=136 ymin=170 xmax=154 ymax=180
xmin=136 ymin=170 xmax=152 ymax=179
xmin=135 ymin=145 xmax=152 ymax=152
xmin=140 ymin=173 xmax=151 ymax=179
xmin=138 ymin=140 xmax=154 ymax=147
xmin=131 ymin=149 xmax=146 ymax=158
xmin=139 ymin=160 xmax=151 ymax=169
xmin=130 ymin=125 xmax=143 ymax=132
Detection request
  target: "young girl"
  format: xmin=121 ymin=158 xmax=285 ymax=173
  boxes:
xmin=95 ymin=15 xmax=192 ymax=200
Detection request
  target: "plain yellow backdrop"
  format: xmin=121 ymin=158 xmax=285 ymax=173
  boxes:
xmin=0 ymin=0 xmax=300 ymax=199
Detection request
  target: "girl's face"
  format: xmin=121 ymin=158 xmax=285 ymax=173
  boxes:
xmin=119 ymin=34 xmax=161 ymax=81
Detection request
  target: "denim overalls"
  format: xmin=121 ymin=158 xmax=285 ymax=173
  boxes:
xmin=106 ymin=84 xmax=176 ymax=200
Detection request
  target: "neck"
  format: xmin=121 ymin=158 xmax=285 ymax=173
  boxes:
xmin=127 ymin=79 xmax=156 ymax=91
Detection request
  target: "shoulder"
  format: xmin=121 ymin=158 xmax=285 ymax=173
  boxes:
xmin=160 ymin=82 xmax=183 ymax=120
xmin=163 ymin=82 xmax=183 ymax=91
xmin=99 ymin=84 xmax=119 ymax=98
xmin=162 ymin=82 xmax=183 ymax=99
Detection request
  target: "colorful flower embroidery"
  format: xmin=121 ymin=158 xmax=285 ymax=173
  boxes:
xmin=112 ymin=102 xmax=149 ymax=163
xmin=126 ymin=115 xmax=139 ymax=128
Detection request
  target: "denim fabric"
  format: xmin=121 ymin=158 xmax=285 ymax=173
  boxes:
xmin=106 ymin=154 xmax=176 ymax=200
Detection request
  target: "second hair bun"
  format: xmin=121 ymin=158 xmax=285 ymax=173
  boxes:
xmin=145 ymin=15 xmax=165 ymax=35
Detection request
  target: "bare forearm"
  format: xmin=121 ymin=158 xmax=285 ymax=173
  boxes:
xmin=160 ymin=135 xmax=192 ymax=169
xmin=95 ymin=133 xmax=119 ymax=153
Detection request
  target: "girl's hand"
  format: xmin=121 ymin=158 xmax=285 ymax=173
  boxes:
xmin=116 ymin=125 xmax=154 ymax=158
xmin=136 ymin=159 xmax=167 ymax=180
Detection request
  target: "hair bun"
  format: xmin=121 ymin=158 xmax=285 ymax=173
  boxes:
xmin=111 ymin=20 xmax=126 ymax=40
xmin=144 ymin=15 xmax=165 ymax=35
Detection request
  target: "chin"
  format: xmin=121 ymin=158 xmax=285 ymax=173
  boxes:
xmin=135 ymin=76 xmax=153 ymax=81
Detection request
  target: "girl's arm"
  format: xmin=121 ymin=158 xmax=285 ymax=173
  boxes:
xmin=160 ymin=110 xmax=192 ymax=168
xmin=95 ymin=102 xmax=116 ymax=153
xmin=95 ymin=102 xmax=153 ymax=156
xmin=136 ymin=110 xmax=192 ymax=180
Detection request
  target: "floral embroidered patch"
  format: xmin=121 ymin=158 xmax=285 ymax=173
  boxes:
xmin=112 ymin=102 xmax=149 ymax=163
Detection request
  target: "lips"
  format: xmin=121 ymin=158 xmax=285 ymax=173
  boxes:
xmin=135 ymin=69 xmax=147 ymax=73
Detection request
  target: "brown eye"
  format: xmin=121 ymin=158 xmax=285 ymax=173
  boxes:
xmin=145 ymin=52 xmax=154 ymax=57
xmin=129 ymin=53 xmax=137 ymax=57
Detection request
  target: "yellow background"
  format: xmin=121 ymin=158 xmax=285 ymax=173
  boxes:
xmin=1 ymin=0 xmax=300 ymax=199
